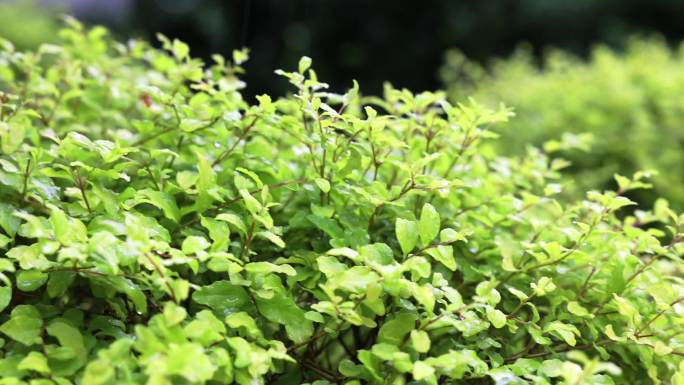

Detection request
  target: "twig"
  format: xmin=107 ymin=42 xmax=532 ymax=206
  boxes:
xmin=635 ymin=295 xmax=684 ymax=337
xmin=73 ymin=167 xmax=92 ymax=213
xmin=20 ymin=158 xmax=31 ymax=201
xmin=134 ymin=116 xmax=221 ymax=146
xmin=212 ymin=115 xmax=259 ymax=166
xmin=145 ymin=251 xmax=177 ymax=303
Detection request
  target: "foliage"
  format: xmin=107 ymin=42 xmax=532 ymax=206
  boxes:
xmin=441 ymin=37 xmax=684 ymax=209
xmin=1 ymin=20 xmax=684 ymax=385
xmin=0 ymin=0 xmax=60 ymax=51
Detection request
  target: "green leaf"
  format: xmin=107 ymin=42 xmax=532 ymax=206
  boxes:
xmin=18 ymin=351 xmax=50 ymax=374
xmin=192 ymin=281 xmax=251 ymax=316
xmin=413 ymin=285 xmax=435 ymax=313
xmin=613 ymin=294 xmax=639 ymax=322
xmin=412 ymin=361 xmax=435 ymax=380
xmin=314 ymin=178 xmax=330 ymax=193
xmin=0 ymin=119 xmax=25 ymax=155
xmin=440 ymin=228 xmax=465 ymax=243
xmin=181 ymin=235 xmax=210 ymax=254
xmin=540 ymin=359 xmax=564 ymax=377
xmin=50 ymin=207 xmax=87 ymax=245
xmin=171 ymin=39 xmax=190 ymax=60
xmin=654 ymin=341 xmax=673 ymax=356
xmin=133 ymin=189 xmax=181 ymax=223
xmin=410 ymin=330 xmax=431 ymax=353
xmin=184 ymin=310 xmax=225 ymax=346
xmin=245 ymin=261 xmax=296 ymax=276
xmin=486 ymin=307 xmax=507 ymax=328
xmin=255 ymin=230 xmax=286 ymax=248
xmin=418 ymin=203 xmax=440 ymax=245
xmin=0 ymin=233 xmax=10 ymax=249
xmin=545 ymin=321 xmax=579 ymax=346
xmin=163 ymin=302 xmax=187 ymax=326
xmin=425 ymin=245 xmax=457 ymax=271
xmin=358 ymin=350 xmax=383 ymax=381
xmin=82 ymin=359 xmax=115 ymax=385
xmin=176 ymin=170 xmax=198 ymax=189
xmin=232 ymin=48 xmax=249 ymax=64
xmin=239 ymin=188 xmax=262 ymax=214
xmin=225 ymin=312 xmax=262 ymax=339
xmin=16 ymin=270 xmax=48 ymax=292
xmin=166 ymin=342 xmax=216 ymax=382
xmin=396 ymin=218 xmax=419 ymax=255
xmin=298 ymin=56 xmax=312 ymax=73
xmin=567 ymin=301 xmax=592 ymax=318
xmin=201 ymin=216 xmax=230 ymax=252
xmin=378 ymin=312 xmax=418 ymax=345
xmin=216 ymin=212 xmax=247 ymax=236
xmin=46 ymin=319 xmax=87 ymax=369
xmin=47 ymin=272 xmax=75 ymax=298
xmin=0 ymin=286 xmax=11 ymax=312
xmin=308 ymin=214 xmax=344 ymax=239
xmin=254 ymin=276 xmax=313 ymax=343
xmin=196 ymin=153 xmax=218 ymax=204
xmin=0 ymin=203 xmax=20 ymax=236
xmin=531 ymin=277 xmax=556 ymax=296
xmin=0 ymin=305 xmax=42 ymax=346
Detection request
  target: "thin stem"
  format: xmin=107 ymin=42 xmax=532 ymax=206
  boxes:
xmin=577 ymin=266 xmax=597 ymax=299
xmin=505 ymin=340 xmax=538 ymax=362
xmin=46 ymin=266 xmax=108 ymax=277
xmin=593 ymin=236 xmax=679 ymax=316
xmin=146 ymin=251 xmax=178 ymax=303
xmin=505 ymin=339 xmax=612 ymax=362
xmin=367 ymin=177 xmax=416 ymax=232
xmin=143 ymin=163 xmax=161 ymax=190
xmin=524 ymin=216 xmax=598 ymax=273
xmin=73 ymin=168 xmax=92 ymax=213
xmin=288 ymin=328 xmax=329 ymax=353
xmin=42 ymin=89 xmax=64 ymax=127
xmin=134 ymin=116 xmax=220 ymax=146
xmin=294 ymin=357 xmax=340 ymax=383
xmin=20 ymin=158 xmax=31 ymax=200
xmin=413 ymin=240 xmax=456 ymax=256
xmin=507 ymin=295 xmax=535 ymax=319
xmin=212 ymin=115 xmax=259 ymax=166
xmin=442 ymin=129 xmax=477 ymax=180
xmin=635 ymin=295 xmax=684 ymax=337
xmin=240 ymin=221 xmax=256 ymax=261
xmin=164 ymin=135 xmax=184 ymax=169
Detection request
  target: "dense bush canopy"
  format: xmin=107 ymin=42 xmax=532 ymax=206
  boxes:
xmin=441 ymin=38 xmax=684 ymax=208
xmin=1 ymin=21 xmax=684 ymax=385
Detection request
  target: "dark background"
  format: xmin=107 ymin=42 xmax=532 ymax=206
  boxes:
xmin=8 ymin=0 xmax=684 ymax=99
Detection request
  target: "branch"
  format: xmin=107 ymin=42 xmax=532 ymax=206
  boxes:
xmin=134 ymin=116 xmax=221 ymax=146
xmin=635 ymin=295 xmax=684 ymax=338
xmin=145 ymin=251 xmax=178 ymax=303
xmin=212 ymin=115 xmax=259 ymax=166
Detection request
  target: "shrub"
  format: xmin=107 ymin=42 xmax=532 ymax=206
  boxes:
xmin=441 ymin=38 xmax=684 ymax=208
xmin=1 ymin=20 xmax=684 ymax=385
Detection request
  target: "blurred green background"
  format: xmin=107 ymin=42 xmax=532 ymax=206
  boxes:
xmin=2 ymin=0 xmax=684 ymax=208
xmin=4 ymin=0 xmax=684 ymax=97
xmin=441 ymin=38 xmax=684 ymax=208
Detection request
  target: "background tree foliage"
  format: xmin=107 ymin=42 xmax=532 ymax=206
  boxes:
xmin=1 ymin=21 xmax=684 ymax=385
xmin=441 ymin=38 xmax=684 ymax=209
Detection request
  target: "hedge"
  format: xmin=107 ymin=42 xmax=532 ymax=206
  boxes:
xmin=1 ymin=20 xmax=684 ymax=385
xmin=441 ymin=37 xmax=684 ymax=208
